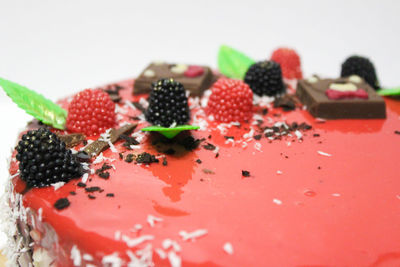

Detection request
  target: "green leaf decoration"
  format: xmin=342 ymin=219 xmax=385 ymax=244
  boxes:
xmin=377 ymin=87 xmax=400 ymax=96
xmin=0 ymin=78 xmax=67 ymax=129
xmin=218 ymin=45 xmax=255 ymax=79
xmin=141 ymin=125 xmax=200 ymax=139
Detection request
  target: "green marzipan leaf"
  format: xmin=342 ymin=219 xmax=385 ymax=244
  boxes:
xmin=141 ymin=125 xmax=200 ymax=139
xmin=218 ymin=45 xmax=255 ymax=79
xmin=0 ymin=78 xmax=67 ymax=129
xmin=377 ymin=87 xmax=400 ymax=96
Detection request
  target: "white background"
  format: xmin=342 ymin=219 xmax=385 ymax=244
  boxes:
xmin=0 ymin=0 xmax=399 ymax=246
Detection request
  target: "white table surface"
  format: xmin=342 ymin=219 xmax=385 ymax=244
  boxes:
xmin=1 ymin=0 xmax=400 ymax=248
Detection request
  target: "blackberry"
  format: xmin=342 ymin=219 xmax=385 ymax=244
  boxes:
xmin=145 ymin=78 xmax=190 ymax=127
xmin=15 ymin=128 xmax=82 ymax=188
xmin=341 ymin=55 xmax=379 ymax=90
xmin=244 ymin=61 xmax=285 ymax=96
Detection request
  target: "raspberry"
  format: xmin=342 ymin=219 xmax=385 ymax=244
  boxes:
xmin=341 ymin=55 xmax=379 ymax=90
xmin=146 ymin=78 xmax=190 ymax=127
xmin=15 ymin=128 xmax=82 ymax=188
xmin=207 ymin=78 xmax=253 ymax=123
xmin=67 ymin=89 xmax=116 ymax=136
xmin=244 ymin=61 xmax=285 ymax=96
xmin=270 ymin=47 xmax=303 ymax=79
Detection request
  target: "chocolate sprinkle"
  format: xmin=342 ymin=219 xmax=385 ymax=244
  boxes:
xmin=85 ymin=186 xmax=101 ymax=193
xmin=202 ymin=168 xmax=215 ymax=174
xmin=125 ymin=154 xmax=134 ymax=163
xmin=313 ymin=133 xmax=320 ymax=137
xmin=242 ymin=170 xmax=250 ymax=177
xmin=203 ymin=143 xmax=216 ymax=151
xmin=98 ymin=172 xmax=110 ymax=179
xmin=106 ymin=193 xmax=114 ymax=197
xmin=69 ymin=191 xmax=76 ymax=195
xmin=54 ymin=198 xmax=70 ymax=210
xmin=57 ymin=133 xmax=86 ymax=148
xmin=84 ymin=124 xmax=137 ymax=156
xmin=196 ymin=159 xmax=202 ymax=164
xmin=132 ymin=101 xmax=146 ymax=113
xmin=77 ymin=182 xmax=86 ymax=188
xmin=136 ymin=152 xmax=159 ymax=164
xmin=88 ymin=195 xmax=96 ymax=199
xmin=254 ymin=134 xmax=262 ymax=140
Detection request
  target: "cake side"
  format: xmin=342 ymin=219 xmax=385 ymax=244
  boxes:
xmin=4 ymin=78 xmax=400 ymax=266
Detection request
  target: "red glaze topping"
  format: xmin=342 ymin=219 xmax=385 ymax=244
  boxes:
xmin=326 ymin=88 xmax=369 ymax=100
xmin=9 ymin=80 xmax=400 ymax=266
xmin=184 ymin=65 xmax=204 ymax=78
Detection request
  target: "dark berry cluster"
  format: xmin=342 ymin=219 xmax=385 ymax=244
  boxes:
xmin=244 ymin=61 xmax=285 ymax=96
xmin=16 ymin=128 xmax=82 ymax=188
xmin=145 ymin=78 xmax=190 ymax=127
xmin=341 ymin=55 xmax=379 ymax=90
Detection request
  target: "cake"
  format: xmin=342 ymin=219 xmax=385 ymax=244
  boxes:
xmin=2 ymin=46 xmax=400 ymax=267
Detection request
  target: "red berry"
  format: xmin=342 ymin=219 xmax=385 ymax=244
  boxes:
xmin=66 ymin=89 xmax=116 ymax=136
xmin=270 ymin=48 xmax=303 ymax=79
xmin=207 ymin=78 xmax=253 ymax=123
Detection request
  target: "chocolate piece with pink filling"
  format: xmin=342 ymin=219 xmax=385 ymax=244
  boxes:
xmin=133 ymin=62 xmax=217 ymax=96
xmin=296 ymin=76 xmax=386 ymax=119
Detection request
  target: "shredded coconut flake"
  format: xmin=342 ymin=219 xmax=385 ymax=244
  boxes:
xmin=83 ymin=253 xmax=94 ymax=261
xmin=179 ymin=229 xmax=208 ymax=241
xmin=168 ymin=251 xmax=182 ymax=267
xmin=155 ymin=248 xmax=167 ymax=259
xmin=276 ymin=170 xmax=283 ymax=175
xmin=317 ymin=151 xmax=332 ymax=157
xmin=70 ymin=245 xmax=82 ymax=266
xmin=114 ymin=231 xmax=121 ymax=240
xmin=273 ymin=198 xmax=282 ymax=205
xmin=102 ymin=252 xmax=122 ymax=267
xmin=51 ymin=181 xmax=65 ymax=191
xmin=332 ymin=193 xmax=341 ymax=197
xmin=294 ymin=130 xmax=303 ymax=140
xmin=162 ymin=239 xmax=181 ymax=252
xmin=223 ymin=242 xmax=234 ymax=255
xmin=122 ymin=235 xmax=154 ymax=248
xmin=147 ymin=214 xmax=163 ymax=227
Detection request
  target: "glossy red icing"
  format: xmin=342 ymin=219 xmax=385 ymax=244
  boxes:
xmin=9 ymin=80 xmax=400 ymax=266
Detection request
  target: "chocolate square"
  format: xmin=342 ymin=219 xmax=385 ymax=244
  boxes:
xmin=133 ymin=62 xmax=216 ymax=96
xmin=296 ymin=76 xmax=386 ymax=119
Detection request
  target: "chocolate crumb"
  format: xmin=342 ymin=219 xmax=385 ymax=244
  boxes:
xmin=203 ymin=143 xmax=216 ymax=151
xmin=196 ymin=159 xmax=202 ymax=164
xmin=96 ymin=163 xmax=112 ymax=174
xmin=88 ymin=195 xmax=96 ymax=199
xmin=85 ymin=186 xmax=101 ymax=193
xmin=242 ymin=170 xmax=250 ymax=177
xmin=162 ymin=157 xmax=168 ymax=166
xmin=129 ymin=116 xmax=141 ymax=121
xmin=106 ymin=193 xmax=114 ymax=197
xmin=299 ymin=122 xmax=312 ymax=130
xmin=54 ymin=198 xmax=70 ymax=210
xmin=202 ymin=168 xmax=215 ymax=174
xmin=131 ymin=101 xmax=146 ymax=113
xmin=262 ymin=108 xmax=268 ymax=115
xmin=120 ymin=134 xmax=140 ymax=149
xmin=208 ymin=135 xmax=212 ymax=139
xmin=119 ymin=153 xmax=123 ymax=159
xmin=215 ymin=153 xmax=219 ymax=158
xmin=313 ymin=133 xmax=320 ymax=137
xmin=125 ymin=154 xmax=134 ymax=163
xmin=254 ymin=134 xmax=262 ymax=140
xmin=318 ymin=166 xmax=321 ymax=170
xmin=136 ymin=152 xmax=159 ymax=164
xmin=224 ymin=136 xmax=234 ymax=140
xmin=77 ymin=182 xmax=86 ymax=188
xmin=98 ymin=172 xmax=110 ymax=179
xmin=395 ymin=130 xmax=400 ymax=135
xmin=69 ymin=191 xmax=76 ymax=195
xmin=274 ymin=95 xmax=296 ymax=111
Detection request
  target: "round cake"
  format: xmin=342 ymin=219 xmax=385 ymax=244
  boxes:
xmin=2 ymin=47 xmax=400 ymax=267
